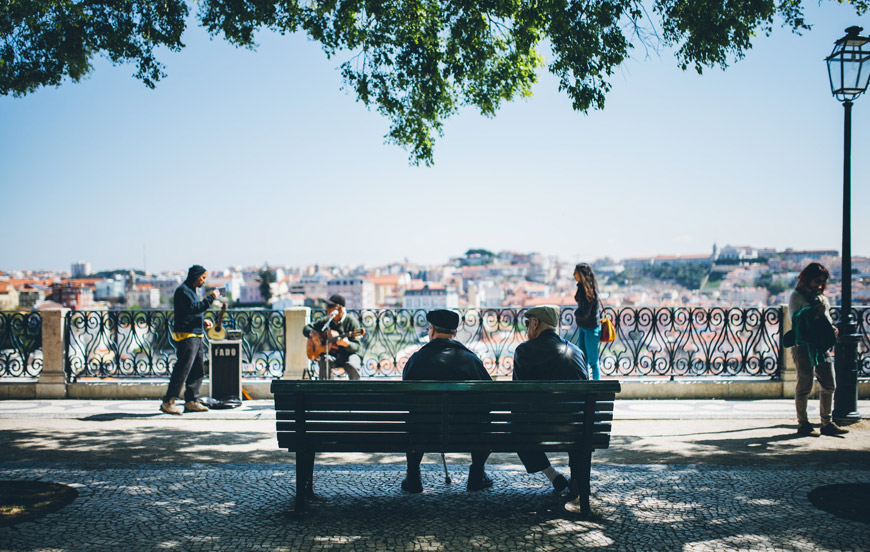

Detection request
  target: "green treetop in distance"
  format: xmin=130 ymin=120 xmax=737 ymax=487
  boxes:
xmin=3 ymin=1 xmax=867 ymax=165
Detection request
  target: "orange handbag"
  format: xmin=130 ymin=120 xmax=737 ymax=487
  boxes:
xmin=599 ymin=317 xmax=615 ymax=343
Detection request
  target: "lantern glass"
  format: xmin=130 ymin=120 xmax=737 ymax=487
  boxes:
xmin=827 ymin=27 xmax=870 ymax=101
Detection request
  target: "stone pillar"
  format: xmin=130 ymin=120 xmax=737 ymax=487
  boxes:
xmin=781 ymin=304 xmax=797 ymax=399
xmin=36 ymin=308 xmax=68 ymax=398
xmin=283 ymin=307 xmax=311 ymax=380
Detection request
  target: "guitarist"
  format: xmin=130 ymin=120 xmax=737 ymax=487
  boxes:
xmin=160 ymin=265 xmax=219 ymax=415
xmin=302 ymin=294 xmax=362 ymax=380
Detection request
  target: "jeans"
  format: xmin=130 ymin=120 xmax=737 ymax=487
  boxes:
xmin=792 ymin=344 xmax=836 ymax=425
xmin=318 ymin=353 xmax=362 ymax=380
xmin=164 ymin=337 xmax=205 ymax=403
xmin=577 ymin=325 xmax=601 ymax=380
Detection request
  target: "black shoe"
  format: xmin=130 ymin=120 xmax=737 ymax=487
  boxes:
xmin=552 ymin=474 xmax=570 ymax=494
xmin=796 ymin=422 xmax=816 ymax=436
xmin=401 ymin=472 xmax=423 ymax=493
xmin=466 ymin=469 xmax=493 ymax=491
xmin=820 ymin=422 xmax=849 ymax=436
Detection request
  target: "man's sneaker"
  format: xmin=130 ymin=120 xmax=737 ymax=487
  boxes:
xmin=184 ymin=400 xmax=209 ymax=413
xmin=796 ymin=421 xmax=816 ymax=436
xmin=401 ymin=472 xmax=423 ymax=493
xmin=466 ymin=468 xmax=494 ymax=491
xmin=552 ymin=474 xmax=570 ymax=494
xmin=820 ymin=422 xmax=849 ymax=436
xmin=160 ymin=400 xmax=182 ymax=415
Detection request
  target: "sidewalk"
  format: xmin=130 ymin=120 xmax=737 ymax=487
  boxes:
xmin=1 ymin=399 xmax=869 ymax=551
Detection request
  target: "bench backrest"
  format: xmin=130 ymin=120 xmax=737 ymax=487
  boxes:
xmin=271 ymin=381 xmax=621 ymax=454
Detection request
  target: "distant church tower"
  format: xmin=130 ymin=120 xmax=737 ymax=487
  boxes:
xmin=711 ymin=243 xmax=719 ymax=262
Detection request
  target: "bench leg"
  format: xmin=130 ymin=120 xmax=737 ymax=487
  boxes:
xmin=566 ymin=451 xmax=592 ymax=516
xmin=295 ymin=451 xmax=315 ymax=512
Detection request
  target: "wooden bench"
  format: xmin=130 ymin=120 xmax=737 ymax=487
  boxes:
xmin=271 ymin=380 xmax=621 ymax=514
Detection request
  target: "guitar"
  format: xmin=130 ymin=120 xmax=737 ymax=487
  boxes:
xmin=207 ymin=302 xmax=228 ymax=341
xmin=307 ymin=328 xmax=366 ymax=361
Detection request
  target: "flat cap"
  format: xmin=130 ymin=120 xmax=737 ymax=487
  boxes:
xmin=525 ymin=305 xmax=560 ymax=328
xmin=327 ymin=294 xmax=346 ymax=307
xmin=426 ymin=309 xmax=460 ymax=331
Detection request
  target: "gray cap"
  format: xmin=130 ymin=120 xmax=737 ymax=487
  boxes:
xmin=525 ymin=305 xmax=560 ymax=328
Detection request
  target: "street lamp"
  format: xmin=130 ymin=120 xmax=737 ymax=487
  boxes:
xmin=825 ymin=26 xmax=870 ymax=420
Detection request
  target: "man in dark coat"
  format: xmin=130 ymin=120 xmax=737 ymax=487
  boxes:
xmin=160 ymin=265 xmax=220 ymax=415
xmin=513 ymin=305 xmax=587 ymax=494
xmin=401 ymin=309 xmax=493 ymax=493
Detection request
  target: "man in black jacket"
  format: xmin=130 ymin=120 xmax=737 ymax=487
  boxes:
xmin=160 ymin=265 xmax=219 ymax=415
xmin=513 ymin=305 xmax=587 ymax=494
xmin=401 ymin=309 xmax=493 ymax=493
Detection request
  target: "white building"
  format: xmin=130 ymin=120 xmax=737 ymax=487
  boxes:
xmin=466 ymin=280 xmax=504 ymax=308
xmin=402 ymin=284 xmax=459 ymax=310
xmin=327 ymin=278 xmax=375 ymax=309
xmin=95 ymin=277 xmax=127 ymax=300
xmin=719 ymin=245 xmax=759 ymax=261
xmin=125 ymin=287 xmax=160 ymax=308
xmin=292 ymin=273 xmax=329 ymax=301
xmin=71 ymin=261 xmax=91 ymax=278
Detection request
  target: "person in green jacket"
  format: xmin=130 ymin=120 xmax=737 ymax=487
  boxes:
xmin=788 ymin=263 xmax=847 ymax=437
xmin=302 ymin=294 xmax=363 ymax=380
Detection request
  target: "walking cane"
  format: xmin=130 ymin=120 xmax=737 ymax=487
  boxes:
xmin=440 ymin=453 xmax=451 ymax=484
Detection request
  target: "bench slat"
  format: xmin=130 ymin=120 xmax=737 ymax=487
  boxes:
xmin=277 ymin=434 xmax=612 ymax=451
xmin=275 ymin=401 xmax=616 ymax=415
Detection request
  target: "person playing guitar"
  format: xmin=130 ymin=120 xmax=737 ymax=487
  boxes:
xmin=302 ymin=294 xmax=363 ymax=380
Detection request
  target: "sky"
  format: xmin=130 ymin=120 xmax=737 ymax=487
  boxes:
xmin=1 ymin=3 xmax=869 ymax=274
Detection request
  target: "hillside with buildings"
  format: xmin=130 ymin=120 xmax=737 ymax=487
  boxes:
xmin=2 ymin=245 xmax=869 ymax=311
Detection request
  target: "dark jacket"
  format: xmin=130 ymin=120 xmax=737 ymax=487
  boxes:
xmin=792 ymin=304 xmax=837 ymax=366
xmin=403 ymin=338 xmax=492 ymax=381
xmin=512 ymin=329 xmax=588 ymax=381
xmin=303 ymin=314 xmax=362 ymax=355
xmin=173 ymin=282 xmax=215 ymax=334
xmin=574 ymin=284 xmax=600 ymax=329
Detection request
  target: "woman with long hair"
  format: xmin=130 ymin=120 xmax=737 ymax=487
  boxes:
xmin=573 ymin=263 xmax=601 ymax=380
xmin=789 ymin=262 xmax=847 ymax=436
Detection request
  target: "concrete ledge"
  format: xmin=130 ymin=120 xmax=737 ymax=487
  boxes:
xmin=2 ymin=379 xmax=869 ymax=400
xmin=64 ymin=380 xmax=275 ymax=400
xmin=0 ymin=381 xmax=37 ymax=400
xmin=618 ymin=380 xmax=785 ymax=399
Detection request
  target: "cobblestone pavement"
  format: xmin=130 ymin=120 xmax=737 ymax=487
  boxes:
xmin=1 ymin=399 xmax=869 ymax=551
xmin=1 ymin=463 xmax=868 ymax=551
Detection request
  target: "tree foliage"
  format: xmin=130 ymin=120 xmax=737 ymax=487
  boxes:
xmin=259 ymin=267 xmax=275 ymax=303
xmin=645 ymin=262 xmax=709 ymax=290
xmin=2 ymin=1 xmax=867 ymax=164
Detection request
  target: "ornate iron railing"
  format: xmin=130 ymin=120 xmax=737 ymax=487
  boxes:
xmin=594 ymin=306 xmax=782 ymax=378
xmin=46 ymin=305 xmax=870 ymax=381
xmin=319 ymin=306 xmax=785 ymax=379
xmin=0 ymin=311 xmax=42 ymax=378
xmin=65 ymin=309 xmax=284 ymax=380
xmin=830 ymin=306 xmax=870 ymax=378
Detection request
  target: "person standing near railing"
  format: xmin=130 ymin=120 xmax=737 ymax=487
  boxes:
xmin=573 ymin=263 xmax=601 ymax=380
xmin=789 ymin=262 xmax=848 ymax=437
xmin=160 ymin=265 xmax=219 ymax=415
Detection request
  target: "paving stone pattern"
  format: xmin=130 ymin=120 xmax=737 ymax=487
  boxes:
xmin=1 ymin=463 xmax=868 ymax=551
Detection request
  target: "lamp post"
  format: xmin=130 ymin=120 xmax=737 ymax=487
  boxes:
xmin=825 ymin=26 xmax=870 ymax=421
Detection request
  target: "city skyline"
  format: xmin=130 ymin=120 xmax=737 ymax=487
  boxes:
xmin=1 ymin=4 xmax=868 ymax=273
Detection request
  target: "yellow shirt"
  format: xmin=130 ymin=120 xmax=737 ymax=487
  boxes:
xmin=172 ymin=332 xmax=202 ymax=341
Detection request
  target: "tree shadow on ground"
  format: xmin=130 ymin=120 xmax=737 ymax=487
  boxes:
xmin=598 ymin=423 xmax=870 ymax=466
